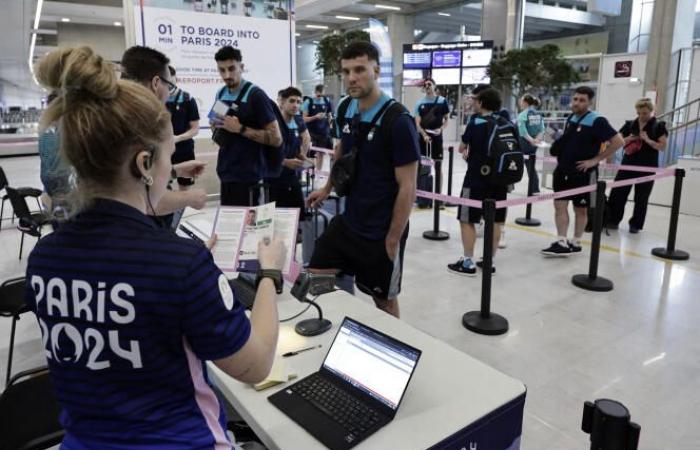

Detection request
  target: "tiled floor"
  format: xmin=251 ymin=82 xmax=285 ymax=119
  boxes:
xmin=1 ymin=154 xmax=699 ymax=449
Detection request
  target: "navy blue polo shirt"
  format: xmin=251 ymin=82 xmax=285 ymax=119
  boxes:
xmin=166 ymin=89 xmax=200 ymax=159
xmin=337 ymin=93 xmax=420 ymax=240
xmin=266 ymin=115 xmax=307 ymax=186
xmin=25 ymin=199 xmax=250 ymax=449
xmin=461 ymin=113 xmax=518 ymax=188
xmin=214 ymin=80 xmax=277 ymax=183
xmin=413 ymin=95 xmax=450 ymax=129
xmin=558 ymin=111 xmax=617 ymax=173
xmin=301 ymin=96 xmax=333 ymax=137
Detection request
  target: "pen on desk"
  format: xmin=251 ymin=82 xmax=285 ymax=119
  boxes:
xmin=282 ymin=345 xmax=322 ymax=358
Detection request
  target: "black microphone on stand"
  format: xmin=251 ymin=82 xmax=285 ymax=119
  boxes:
xmin=290 ymin=272 xmax=336 ymax=336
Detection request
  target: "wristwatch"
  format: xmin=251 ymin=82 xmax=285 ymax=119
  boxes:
xmin=239 ymin=124 xmax=248 ymax=135
xmin=255 ymin=269 xmax=283 ymax=294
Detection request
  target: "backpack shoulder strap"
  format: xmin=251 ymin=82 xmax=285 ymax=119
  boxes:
xmin=379 ymin=101 xmax=412 ymax=150
xmin=235 ymin=81 xmax=253 ymax=103
xmin=216 ymin=86 xmax=227 ymax=101
xmin=335 ymin=96 xmax=354 ymax=130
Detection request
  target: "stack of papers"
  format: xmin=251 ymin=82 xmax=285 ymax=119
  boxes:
xmin=252 ymin=356 xmax=298 ymax=391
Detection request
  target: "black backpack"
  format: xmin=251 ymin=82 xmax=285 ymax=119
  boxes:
xmin=419 ymin=96 xmax=444 ymax=130
xmin=213 ymin=82 xmax=284 ymax=178
xmin=330 ymin=96 xmax=412 ymax=196
xmin=479 ymin=115 xmax=524 ymax=186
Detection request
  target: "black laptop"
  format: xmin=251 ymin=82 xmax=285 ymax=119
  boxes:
xmin=269 ymin=317 xmax=422 ymax=450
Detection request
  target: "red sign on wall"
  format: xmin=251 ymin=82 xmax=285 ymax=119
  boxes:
xmin=614 ymin=61 xmax=633 ymax=78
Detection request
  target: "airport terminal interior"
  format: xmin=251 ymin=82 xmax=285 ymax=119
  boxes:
xmin=2 ymin=1 xmax=700 ymax=449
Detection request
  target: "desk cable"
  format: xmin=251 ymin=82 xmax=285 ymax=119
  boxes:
xmin=279 ymin=291 xmax=334 ymax=323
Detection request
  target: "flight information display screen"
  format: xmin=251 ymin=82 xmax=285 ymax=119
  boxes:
xmin=431 ymin=68 xmax=461 ymax=85
xmin=432 ymin=50 xmax=462 ymax=68
xmin=462 ymin=48 xmax=493 ymax=67
xmin=403 ymin=52 xmax=431 ymax=69
xmin=461 ymin=67 xmax=490 ymax=85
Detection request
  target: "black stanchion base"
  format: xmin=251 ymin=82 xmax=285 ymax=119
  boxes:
xmin=571 ymin=274 xmax=614 ymax=292
xmin=462 ymin=311 xmax=509 ymax=336
xmin=651 ymin=248 xmax=690 ymax=261
xmin=423 ymin=230 xmax=450 ymax=241
xmin=515 ymin=217 xmax=541 ymax=227
xmin=295 ymin=319 xmax=332 ymax=337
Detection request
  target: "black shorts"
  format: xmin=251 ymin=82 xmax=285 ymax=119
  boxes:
xmin=220 ymin=181 xmax=260 ymax=206
xmin=267 ymin=182 xmax=308 ymax=219
xmin=419 ymin=134 xmax=443 ymax=160
xmin=552 ymin=168 xmax=597 ymax=208
xmin=172 ymin=147 xmax=195 ymax=187
xmin=309 ymin=217 xmax=408 ymax=300
xmin=457 ymin=185 xmax=508 ymax=224
xmin=309 ymin=133 xmax=332 ymax=158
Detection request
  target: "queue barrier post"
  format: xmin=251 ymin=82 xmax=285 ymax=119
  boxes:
xmin=423 ymin=157 xmax=450 ymax=241
xmin=462 ymin=199 xmax=509 ymax=335
xmin=652 ymin=168 xmax=690 ymax=261
xmin=515 ymin=155 xmax=541 ymax=227
xmin=446 ymin=146 xmax=457 ymax=207
xmin=572 ymin=181 xmax=614 ymax=292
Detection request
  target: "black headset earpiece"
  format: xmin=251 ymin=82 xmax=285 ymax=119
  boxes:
xmin=130 ymin=145 xmax=156 ymax=179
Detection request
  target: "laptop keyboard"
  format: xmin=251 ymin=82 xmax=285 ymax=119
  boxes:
xmin=291 ymin=373 xmax=381 ymax=436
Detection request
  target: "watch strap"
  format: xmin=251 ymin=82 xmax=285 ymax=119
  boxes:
xmin=256 ymin=269 xmax=283 ymax=294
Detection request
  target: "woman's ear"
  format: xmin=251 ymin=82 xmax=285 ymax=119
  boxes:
xmin=134 ymin=150 xmax=153 ymax=179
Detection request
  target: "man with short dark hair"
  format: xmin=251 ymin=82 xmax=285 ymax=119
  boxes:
xmin=120 ymin=46 xmax=207 ymax=216
xmin=306 ymin=41 xmax=419 ymax=318
xmin=210 ymin=46 xmax=283 ymax=206
xmin=166 ymin=66 xmax=200 ymax=190
xmin=264 ymin=86 xmax=311 ymax=213
xmin=301 ymin=84 xmax=334 ymax=170
xmin=121 ymin=46 xmax=174 ymax=103
xmin=541 ymin=86 xmax=623 ymax=256
xmin=448 ymin=88 xmax=514 ymax=276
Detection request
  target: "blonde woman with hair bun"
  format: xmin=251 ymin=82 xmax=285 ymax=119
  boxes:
xmin=607 ymin=97 xmax=668 ymax=233
xmin=25 ymin=46 xmax=286 ymax=449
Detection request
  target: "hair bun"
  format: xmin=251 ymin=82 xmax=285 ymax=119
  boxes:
xmin=37 ymin=46 xmax=117 ymax=101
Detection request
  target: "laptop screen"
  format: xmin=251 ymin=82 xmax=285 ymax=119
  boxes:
xmin=322 ymin=318 xmax=421 ymax=410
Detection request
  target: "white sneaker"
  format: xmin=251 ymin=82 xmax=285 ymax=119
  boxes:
xmin=498 ymin=230 xmax=507 ymax=249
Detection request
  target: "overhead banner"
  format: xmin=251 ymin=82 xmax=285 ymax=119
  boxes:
xmin=132 ymin=0 xmax=295 ymax=126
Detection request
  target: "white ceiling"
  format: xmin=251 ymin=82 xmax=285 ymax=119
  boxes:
xmin=0 ymin=0 xmax=124 ymax=105
xmin=295 ymin=0 xmax=607 ymax=42
xmin=0 ymin=1 xmax=39 ymax=98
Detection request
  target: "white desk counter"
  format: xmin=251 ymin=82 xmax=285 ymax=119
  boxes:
xmin=209 ymin=291 xmax=526 ymax=450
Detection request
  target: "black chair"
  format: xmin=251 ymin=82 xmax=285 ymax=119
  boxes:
xmin=5 ymin=187 xmax=51 ymax=259
xmin=0 ymin=166 xmax=42 ymax=230
xmin=0 ymin=277 xmax=31 ymax=386
xmin=0 ymin=366 xmax=65 ymax=450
